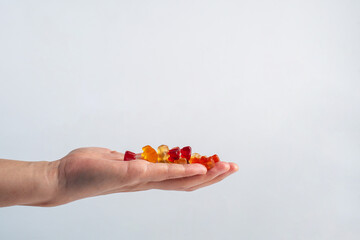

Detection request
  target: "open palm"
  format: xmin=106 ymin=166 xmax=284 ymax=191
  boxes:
xmin=54 ymin=147 xmax=238 ymax=206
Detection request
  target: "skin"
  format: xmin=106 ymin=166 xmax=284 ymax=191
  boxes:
xmin=0 ymin=147 xmax=238 ymax=207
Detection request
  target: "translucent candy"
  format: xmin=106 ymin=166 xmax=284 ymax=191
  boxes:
xmin=168 ymin=147 xmax=180 ymax=162
xmin=157 ymin=145 xmax=170 ymax=163
xmin=209 ymin=154 xmax=220 ymax=163
xmin=141 ymin=145 xmax=158 ymax=163
xmin=189 ymin=154 xmax=216 ymax=169
xmin=199 ymin=156 xmax=208 ymax=165
xmin=180 ymin=146 xmax=192 ymax=160
xmin=174 ymin=157 xmax=188 ymax=164
xmin=204 ymin=157 xmax=215 ymax=170
xmin=189 ymin=153 xmax=201 ymax=164
xmin=124 ymin=151 xmax=136 ymax=161
xmin=125 ymin=146 xmax=219 ymax=170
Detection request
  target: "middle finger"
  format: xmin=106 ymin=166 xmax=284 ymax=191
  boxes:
xmin=148 ymin=162 xmax=231 ymax=190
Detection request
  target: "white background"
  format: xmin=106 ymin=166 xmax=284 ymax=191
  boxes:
xmin=1 ymin=1 xmax=359 ymax=239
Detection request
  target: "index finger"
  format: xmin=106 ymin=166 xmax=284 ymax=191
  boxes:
xmin=142 ymin=162 xmax=208 ymax=182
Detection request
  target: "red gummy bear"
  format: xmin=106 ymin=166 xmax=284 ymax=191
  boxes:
xmin=180 ymin=146 xmax=192 ymax=160
xmin=124 ymin=151 xmax=136 ymax=161
xmin=209 ymin=154 xmax=220 ymax=163
xmin=168 ymin=147 xmax=180 ymax=162
xmin=199 ymin=156 xmax=208 ymax=165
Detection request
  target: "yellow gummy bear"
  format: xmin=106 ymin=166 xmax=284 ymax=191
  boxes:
xmin=157 ymin=145 xmax=170 ymax=163
xmin=141 ymin=145 xmax=158 ymax=163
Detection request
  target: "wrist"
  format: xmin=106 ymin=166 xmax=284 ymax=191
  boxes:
xmin=22 ymin=160 xmax=61 ymax=207
xmin=0 ymin=159 xmax=62 ymax=207
xmin=42 ymin=160 xmax=62 ymax=207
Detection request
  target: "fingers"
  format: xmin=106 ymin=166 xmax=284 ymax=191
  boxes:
xmin=98 ymin=160 xmax=237 ymax=195
xmin=144 ymin=162 xmax=208 ymax=182
xmin=186 ymin=162 xmax=238 ymax=191
xmin=148 ymin=162 xmax=233 ymax=190
xmin=124 ymin=160 xmax=208 ymax=183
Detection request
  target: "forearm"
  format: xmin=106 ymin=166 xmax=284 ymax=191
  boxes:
xmin=0 ymin=159 xmax=60 ymax=207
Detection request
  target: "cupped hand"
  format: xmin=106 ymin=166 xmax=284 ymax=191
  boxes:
xmin=53 ymin=147 xmax=238 ymax=206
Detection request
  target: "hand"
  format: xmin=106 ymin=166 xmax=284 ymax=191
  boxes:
xmin=54 ymin=147 xmax=238 ymax=206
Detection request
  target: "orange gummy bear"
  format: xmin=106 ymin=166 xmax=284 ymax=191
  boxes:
xmin=141 ymin=145 xmax=158 ymax=163
xmin=174 ymin=157 xmax=187 ymax=164
xmin=189 ymin=153 xmax=201 ymax=164
xmin=209 ymin=154 xmax=220 ymax=163
xmin=204 ymin=157 xmax=215 ymax=170
xmin=189 ymin=154 xmax=216 ymax=170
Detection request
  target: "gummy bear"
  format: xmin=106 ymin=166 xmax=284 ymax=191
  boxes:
xmin=168 ymin=147 xmax=180 ymax=162
xmin=199 ymin=156 xmax=208 ymax=165
xmin=197 ymin=156 xmax=211 ymax=170
xmin=189 ymin=154 xmax=216 ymax=170
xmin=181 ymin=146 xmax=192 ymax=161
xmin=124 ymin=151 xmax=136 ymax=161
xmin=141 ymin=145 xmax=158 ymax=163
xmin=209 ymin=154 xmax=220 ymax=163
xmin=174 ymin=157 xmax=187 ymax=164
xmin=204 ymin=157 xmax=215 ymax=170
xmin=157 ymin=145 xmax=170 ymax=163
xmin=189 ymin=153 xmax=201 ymax=164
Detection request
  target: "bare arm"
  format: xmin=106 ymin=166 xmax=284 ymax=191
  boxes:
xmin=0 ymin=159 xmax=60 ymax=207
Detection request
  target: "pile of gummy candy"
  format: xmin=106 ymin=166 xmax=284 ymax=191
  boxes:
xmin=124 ymin=145 xmax=220 ymax=170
